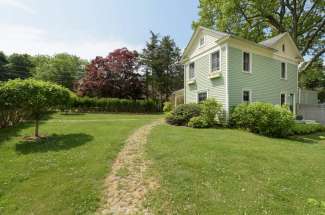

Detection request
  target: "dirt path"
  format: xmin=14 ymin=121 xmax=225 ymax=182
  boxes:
xmin=97 ymin=119 xmax=162 ymax=215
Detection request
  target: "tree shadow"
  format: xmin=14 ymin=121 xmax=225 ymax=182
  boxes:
xmin=15 ymin=133 xmax=93 ymax=154
xmin=60 ymin=112 xmax=86 ymax=116
xmin=288 ymin=132 xmax=325 ymax=144
xmin=0 ymin=123 xmax=34 ymax=145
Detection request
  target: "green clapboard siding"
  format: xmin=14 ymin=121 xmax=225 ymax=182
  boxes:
xmin=185 ymin=47 xmax=227 ymax=108
xmin=228 ymin=46 xmax=298 ymax=109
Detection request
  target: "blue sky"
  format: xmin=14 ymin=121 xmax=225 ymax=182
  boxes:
xmin=0 ymin=0 xmax=198 ymax=59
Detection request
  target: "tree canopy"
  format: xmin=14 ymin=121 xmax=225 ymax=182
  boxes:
xmin=193 ymin=0 xmax=325 ymax=72
xmin=0 ymin=53 xmax=34 ymax=81
xmin=141 ymin=32 xmax=183 ymax=102
xmin=32 ymin=53 xmax=87 ymax=90
xmin=0 ymin=79 xmax=72 ymax=137
xmin=77 ymin=48 xmax=143 ymax=99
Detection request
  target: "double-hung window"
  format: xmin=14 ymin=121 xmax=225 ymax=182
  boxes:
xmin=280 ymin=93 xmax=286 ymax=106
xmin=243 ymin=52 xmax=251 ymax=73
xmin=242 ymin=90 xmax=251 ymax=103
xmin=189 ymin=62 xmax=195 ymax=80
xmin=198 ymin=91 xmax=207 ymax=103
xmin=211 ymin=50 xmax=220 ymax=72
xmin=281 ymin=62 xmax=287 ymax=79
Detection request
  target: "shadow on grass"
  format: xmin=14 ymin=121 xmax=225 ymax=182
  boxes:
xmin=60 ymin=112 xmax=86 ymax=116
xmin=0 ymin=123 xmax=34 ymax=145
xmin=0 ymin=111 xmax=57 ymax=145
xmin=15 ymin=133 xmax=93 ymax=154
xmin=289 ymin=132 xmax=325 ymax=144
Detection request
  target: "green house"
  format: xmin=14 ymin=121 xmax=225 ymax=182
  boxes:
xmin=181 ymin=26 xmax=304 ymax=117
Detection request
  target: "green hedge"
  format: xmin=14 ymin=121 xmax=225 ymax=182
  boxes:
xmin=291 ymin=123 xmax=325 ymax=135
xmin=166 ymin=103 xmax=201 ymax=126
xmin=231 ymin=102 xmax=295 ymax=137
xmin=71 ymin=97 xmax=161 ymax=113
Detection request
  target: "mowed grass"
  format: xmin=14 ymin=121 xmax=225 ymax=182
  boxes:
xmin=0 ymin=113 xmax=161 ymax=215
xmin=146 ymin=124 xmax=325 ymax=214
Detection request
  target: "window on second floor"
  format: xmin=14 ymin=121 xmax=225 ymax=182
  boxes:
xmin=211 ymin=50 xmax=220 ymax=72
xmin=281 ymin=62 xmax=287 ymax=79
xmin=189 ymin=62 xmax=195 ymax=79
xmin=243 ymin=52 xmax=251 ymax=73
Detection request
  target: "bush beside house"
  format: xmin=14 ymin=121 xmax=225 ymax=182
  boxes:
xmin=166 ymin=103 xmax=201 ymax=126
xmin=231 ymin=102 xmax=294 ymax=137
xmin=291 ymin=123 xmax=325 ymax=135
xmin=166 ymin=99 xmax=224 ymax=128
xmin=166 ymin=101 xmax=325 ymax=138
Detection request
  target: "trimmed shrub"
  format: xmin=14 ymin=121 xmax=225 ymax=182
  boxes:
xmin=231 ymin=102 xmax=295 ymax=137
xmin=200 ymin=99 xmax=224 ymax=126
xmin=163 ymin=101 xmax=172 ymax=113
xmin=71 ymin=97 xmax=160 ymax=113
xmin=291 ymin=123 xmax=325 ymax=135
xmin=166 ymin=103 xmax=201 ymax=126
xmin=0 ymin=79 xmax=72 ymax=136
xmin=188 ymin=116 xmax=209 ymax=128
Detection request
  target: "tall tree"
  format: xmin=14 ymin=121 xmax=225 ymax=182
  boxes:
xmin=141 ymin=32 xmax=160 ymax=100
xmin=32 ymin=53 xmax=87 ymax=90
xmin=0 ymin=51 xmax=9 ymax=81
xmin=7 ymin=53 xmax=34 ymax=80
xmin=299 ymin=58 xmax=325 ymax=89
xmin=141 ymin=32 xmax=183 ymax=102
xmin=193 ymin=0 xmax=325 ymax=72
xmin=77 ymin=48 xmax=143 ymax=99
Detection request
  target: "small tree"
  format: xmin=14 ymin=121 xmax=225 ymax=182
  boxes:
xmin=0 ymin=79 xmax=72 ymax=138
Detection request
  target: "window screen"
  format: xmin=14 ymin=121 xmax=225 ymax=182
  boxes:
xmin=243 ymin=90 xmax=251 ymax=103
xmin=198 ymin=92 xmax=207 ymax=102
xmin=211 ymin=51 xmax=220 ymax=72
xmin=189 ymin=62 xmax=195 ymax=79
xmin=281 ymin=63 xmax=286 ymax=79
xmin=243 ymin=52 xmax=250 ymax=72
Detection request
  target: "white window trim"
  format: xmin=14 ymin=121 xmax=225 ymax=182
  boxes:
xmin=189 ymin=62 xmax=195 ymax=80
xmin=197 ymin=90 xmax=208 ymax=103
xmin=199 ymin=36 xmax=205 ymax=48
xmin=280 ymin=92 xmax=287 ymax=105
xmin=280 ymin=62 xmax=287 ymax=80
xmin=209 ymin=49 xmax=221 ymax=73
xmin=242 ymin=51 xmax=252 ymax=74
xmin=242 ymin=89 xmax=252 ymax=103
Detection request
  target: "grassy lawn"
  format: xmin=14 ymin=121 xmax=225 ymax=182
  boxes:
xmin=0 ymin=113 xmax=160 ymax=215
xmin=146 ymin=124 xmax=325 ymax=214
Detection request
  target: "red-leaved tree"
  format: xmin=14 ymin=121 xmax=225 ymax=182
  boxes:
xmin=77 ymin=48 xmax=143 ymax=99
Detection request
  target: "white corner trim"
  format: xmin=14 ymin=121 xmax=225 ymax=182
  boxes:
xmin=183 ymin=64 xmax=186 ymax=104
xmin=224 ymin=43 xmax=229 ymax=119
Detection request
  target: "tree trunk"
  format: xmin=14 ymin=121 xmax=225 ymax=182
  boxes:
xmin=35 ymin=119 xmax=39 ymax=137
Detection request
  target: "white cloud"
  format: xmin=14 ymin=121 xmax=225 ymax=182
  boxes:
xmin=0 ymin=0 xmax=36 ymax=14
xmin=0 ymin=24 xmax=143 ymax=60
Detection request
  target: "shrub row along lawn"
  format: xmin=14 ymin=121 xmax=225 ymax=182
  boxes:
xmin=146 ymin=124 xmax=325 ymax=214
xmin=0 ymin=113 xmax=160 ymax=215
